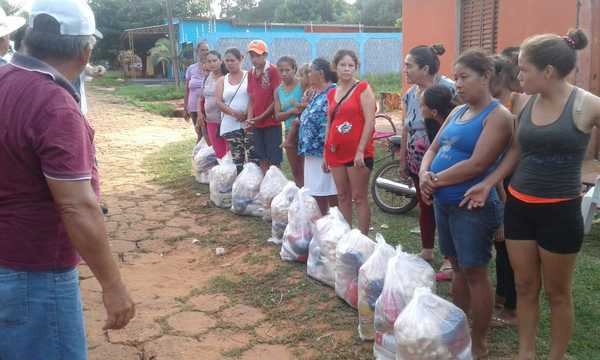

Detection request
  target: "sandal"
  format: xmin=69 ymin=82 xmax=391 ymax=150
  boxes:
xmin=436 ymin=261 xmax=453 ymax=282
xmin=490 ymin=315 xmax=517 ymax=327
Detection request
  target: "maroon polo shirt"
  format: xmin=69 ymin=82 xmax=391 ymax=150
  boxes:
xmin=247 ymin=63 xmax=281 ymax=128
xmin=0 ymin=54 xmax=100 ymax=271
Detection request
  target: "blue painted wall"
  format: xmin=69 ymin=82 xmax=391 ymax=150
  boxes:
xmin=177 ymin=19 xmax=403 ymax=77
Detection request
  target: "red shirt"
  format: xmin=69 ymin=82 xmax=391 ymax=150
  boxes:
xmin=247 ymin=63 xmax=281 ymax=128
xmin=325 ymin=81 xmax=375 ymax=166
xmin=0 ymin=54 xmax=99 ymax=271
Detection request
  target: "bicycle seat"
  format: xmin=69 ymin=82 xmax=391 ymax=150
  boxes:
xmin=389 ymin=135 xmax=402 ymax=145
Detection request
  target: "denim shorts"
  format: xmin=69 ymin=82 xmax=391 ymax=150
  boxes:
xmin=0 ymin=266 xmax=87 ymax=360
xmin=434 ymin=198 xmax=503 ymax=268
xmin=252 ymin=126 xmax=283 ymax=165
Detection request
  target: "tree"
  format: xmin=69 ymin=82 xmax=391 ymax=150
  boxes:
xmin=355 ymin=0 xmax=402 ymax=26
xmin=0 ymin=0 xmax=20 ymax=15
xmin=219 ymin=0 xmax=354 ymax=24
xmin=88 ymin=0 xmax=209 ymax=63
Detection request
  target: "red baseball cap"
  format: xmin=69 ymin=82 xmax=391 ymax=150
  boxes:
xmin=247 ymin=39 xmax=268 ymax=55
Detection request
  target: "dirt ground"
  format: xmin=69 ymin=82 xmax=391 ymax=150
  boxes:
xmin=83 ymin=89 xmax=316 ymax=360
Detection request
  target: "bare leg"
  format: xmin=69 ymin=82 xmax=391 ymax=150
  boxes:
xmin=507 ymin=240 xmax=541 ymax=360
xmin=539 ymin=247 xmax=577 ymax=360
xmin=285 ymin=141 xmax=304 ymax=187
xmin=330 ymin=166 xmax=352 ymax=226
xmin=464 ymin=266 xmax=494 ymax=359
xmin=347 ymin=165 xmax=371 ymax=235
xmin=314 ymin=196 xmax=330 ymax=216
xmin=448 ymin=257 xmax=471 ymax=313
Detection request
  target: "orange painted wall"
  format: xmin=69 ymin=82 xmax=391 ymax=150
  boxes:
xmin=402 ymin=0 xmax=458 ymax=81
xmin=496 ymin=0 xmax=577 ymax=52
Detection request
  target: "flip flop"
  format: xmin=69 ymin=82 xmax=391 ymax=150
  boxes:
xmin=491 ymin=315 xmax=517 ymax=327
xmin=435 ymin=270 xmax=452 ymax=282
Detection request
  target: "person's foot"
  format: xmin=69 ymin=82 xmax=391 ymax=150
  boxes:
xmin=491 ymin=309 xmax=517 ymax=327
xmin=435 ymin=259 xmax=453 ymax=282
xmin=472 ymin=343 xmax=489 ymax=360
xmin=495 ymin=294 xmax=506 ymax=310
xmin=419 ymin=249 xmax=434 ymax=262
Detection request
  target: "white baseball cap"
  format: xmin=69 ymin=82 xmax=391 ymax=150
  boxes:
xmin=0 ymin=7 xmax=26 ymax=38
xmin=29 ymin=0 xmax=102 ymax=38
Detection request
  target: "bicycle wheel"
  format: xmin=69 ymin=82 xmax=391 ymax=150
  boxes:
xmin=371 ymin=159 xmax=418 ymax=214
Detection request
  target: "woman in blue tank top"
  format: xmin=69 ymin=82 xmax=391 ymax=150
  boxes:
xmin=419 ymin=49 xmax=514 ymax=359
xmin=462 ymin=30 xmax=600 ymax=360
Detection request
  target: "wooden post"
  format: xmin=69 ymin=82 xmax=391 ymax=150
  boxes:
xmin=166 ymin=0 xmax=180 ymax=89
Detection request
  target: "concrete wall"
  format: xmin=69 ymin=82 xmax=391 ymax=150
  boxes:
xmin=402 ymin=0 xmax=458 ymax=82
xmin=178 ymin=20 xmax=403 ymax=76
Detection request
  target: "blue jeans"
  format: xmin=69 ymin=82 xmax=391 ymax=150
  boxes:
xmin=0 ymin=266 xmax=87 ymax=360
xmin=434 ymin=198 xmax=503 ymax=268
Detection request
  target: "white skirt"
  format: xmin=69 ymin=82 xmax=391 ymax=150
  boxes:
xmin=304 ymin=156 xmax=337 ymax=196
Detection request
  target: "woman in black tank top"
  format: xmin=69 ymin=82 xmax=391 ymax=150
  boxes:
xmin=462 ymin=30 xmax=600 ymax=360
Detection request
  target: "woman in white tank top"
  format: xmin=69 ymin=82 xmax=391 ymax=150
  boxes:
xmin=216 ymin=48 xmax=252 ymax=173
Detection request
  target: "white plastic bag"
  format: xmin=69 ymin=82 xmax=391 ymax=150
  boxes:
xmin=373 ymin=248 xmax=436 ymax=360
xmin=268 ymin=182 xmax=299 ymax=245
xmin=335 ymin=229 xmax=376 ymax=309
xmin=253 ymin=166 xmax=289 ymax=220
xmin=357 ymin=233 xmax=395 ymax=340
xmin=306 ymin=207 xmax=351 ymax=287
xmin=191 ymin=139 xmax=217 ymax=184
xmin=231 ymin=163 xmax=264 ymax=215
xmin=280 ymin=188 xmax=321 ymax=262
xmin=394 ymin=287 xmax=472 ymax=360
xmin=209 ymin=155 xmax=237 ymax=209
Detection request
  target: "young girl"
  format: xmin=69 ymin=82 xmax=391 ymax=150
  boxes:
xmin=200 ymin=50 xmax=229 ymax=158
xmin=420 ymin=84 xmax=455 ymax=144
xmin=401 ymin=44 xmax=456 ymax=264
xmin=324 ymin=49 xmax=377 ymax=234
xmin=274 ymin=56 xmax=304 ymax=186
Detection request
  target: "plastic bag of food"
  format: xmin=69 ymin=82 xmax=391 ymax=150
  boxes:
xmin=268 ymin=182 xmax=299 ymax=245
xmin=231 ymin=162 xmax=264 ymax=215
xmin=394 ymin=287 xmax=472 ymax=360
xmin=306 ymin=207 xmax=351 ymax=287
xmin=250 ymin=166 xmax=289 ymax=220
xmin=335 ymin=229 xmax=376 ymax=309
xmin=209 ymin=155 xmax=237 ymax=209
xmin=280 ymin=188 xmax=321 ymax=262
xmin=192 ymin=139 xmax=217 ymax=184
xmin=373 ymin=248 xmax=436 ymax=360
xmin=357 ymin=233 xmax=395 ymax=340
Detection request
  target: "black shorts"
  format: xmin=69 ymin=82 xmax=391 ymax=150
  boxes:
xmin=504 ymin=191 xmax=583 ymax=254
xmin=344 ymin=157 xmax=374 ymax=171
xmin=252 ymin=126 xmax=283 ymax=165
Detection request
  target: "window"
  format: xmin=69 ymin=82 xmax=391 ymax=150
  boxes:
xmin=460 ymin=0 xmax=499 ymax=53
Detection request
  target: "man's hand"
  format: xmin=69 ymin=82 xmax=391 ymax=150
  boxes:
xmin=102 ymin=281 xmax=135 ymax=330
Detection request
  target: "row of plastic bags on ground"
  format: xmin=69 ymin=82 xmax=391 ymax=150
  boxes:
xmin=190 ymin=141 xmax=472 ymax=359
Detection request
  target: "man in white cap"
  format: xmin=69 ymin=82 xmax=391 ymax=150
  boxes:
xmin=0 ymin=1 xmax=134 ymax=359
xmin=0 ymin=7 xmax=25 ymax=65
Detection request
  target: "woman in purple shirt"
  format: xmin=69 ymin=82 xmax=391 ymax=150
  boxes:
xmin=184 ymin=41 xmax=209 ymax=143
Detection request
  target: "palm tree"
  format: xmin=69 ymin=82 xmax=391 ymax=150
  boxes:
xmin=148 ymin=38 xmax=172 ymax=77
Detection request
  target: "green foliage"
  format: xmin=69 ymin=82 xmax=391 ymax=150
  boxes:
xmin=364 ymin=72 xmax=402 ymax=93
xmin=114 ymin=84 xmax=184 ymax=102
xmin=0 ymin=0 xmax=20 ymax=14
xmin=88 ymin=0 xmax=209 ymax=63
xmin=220 ymin=0 xmax=402 ymax=26
xmin=355 ymin=0 xmax=402 ymax=26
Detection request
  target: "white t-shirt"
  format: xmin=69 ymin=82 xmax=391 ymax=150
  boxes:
xmin=220 ymin=71 xmax=249 ymax=136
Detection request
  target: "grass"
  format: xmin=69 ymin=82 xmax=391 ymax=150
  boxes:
xmin=89 ymin=71 xmax=183 ymax=117
xmin=364 ymin=72 xmax=402 ymax=94
xmin=143 ymin=135 xmax=600 ymax=359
